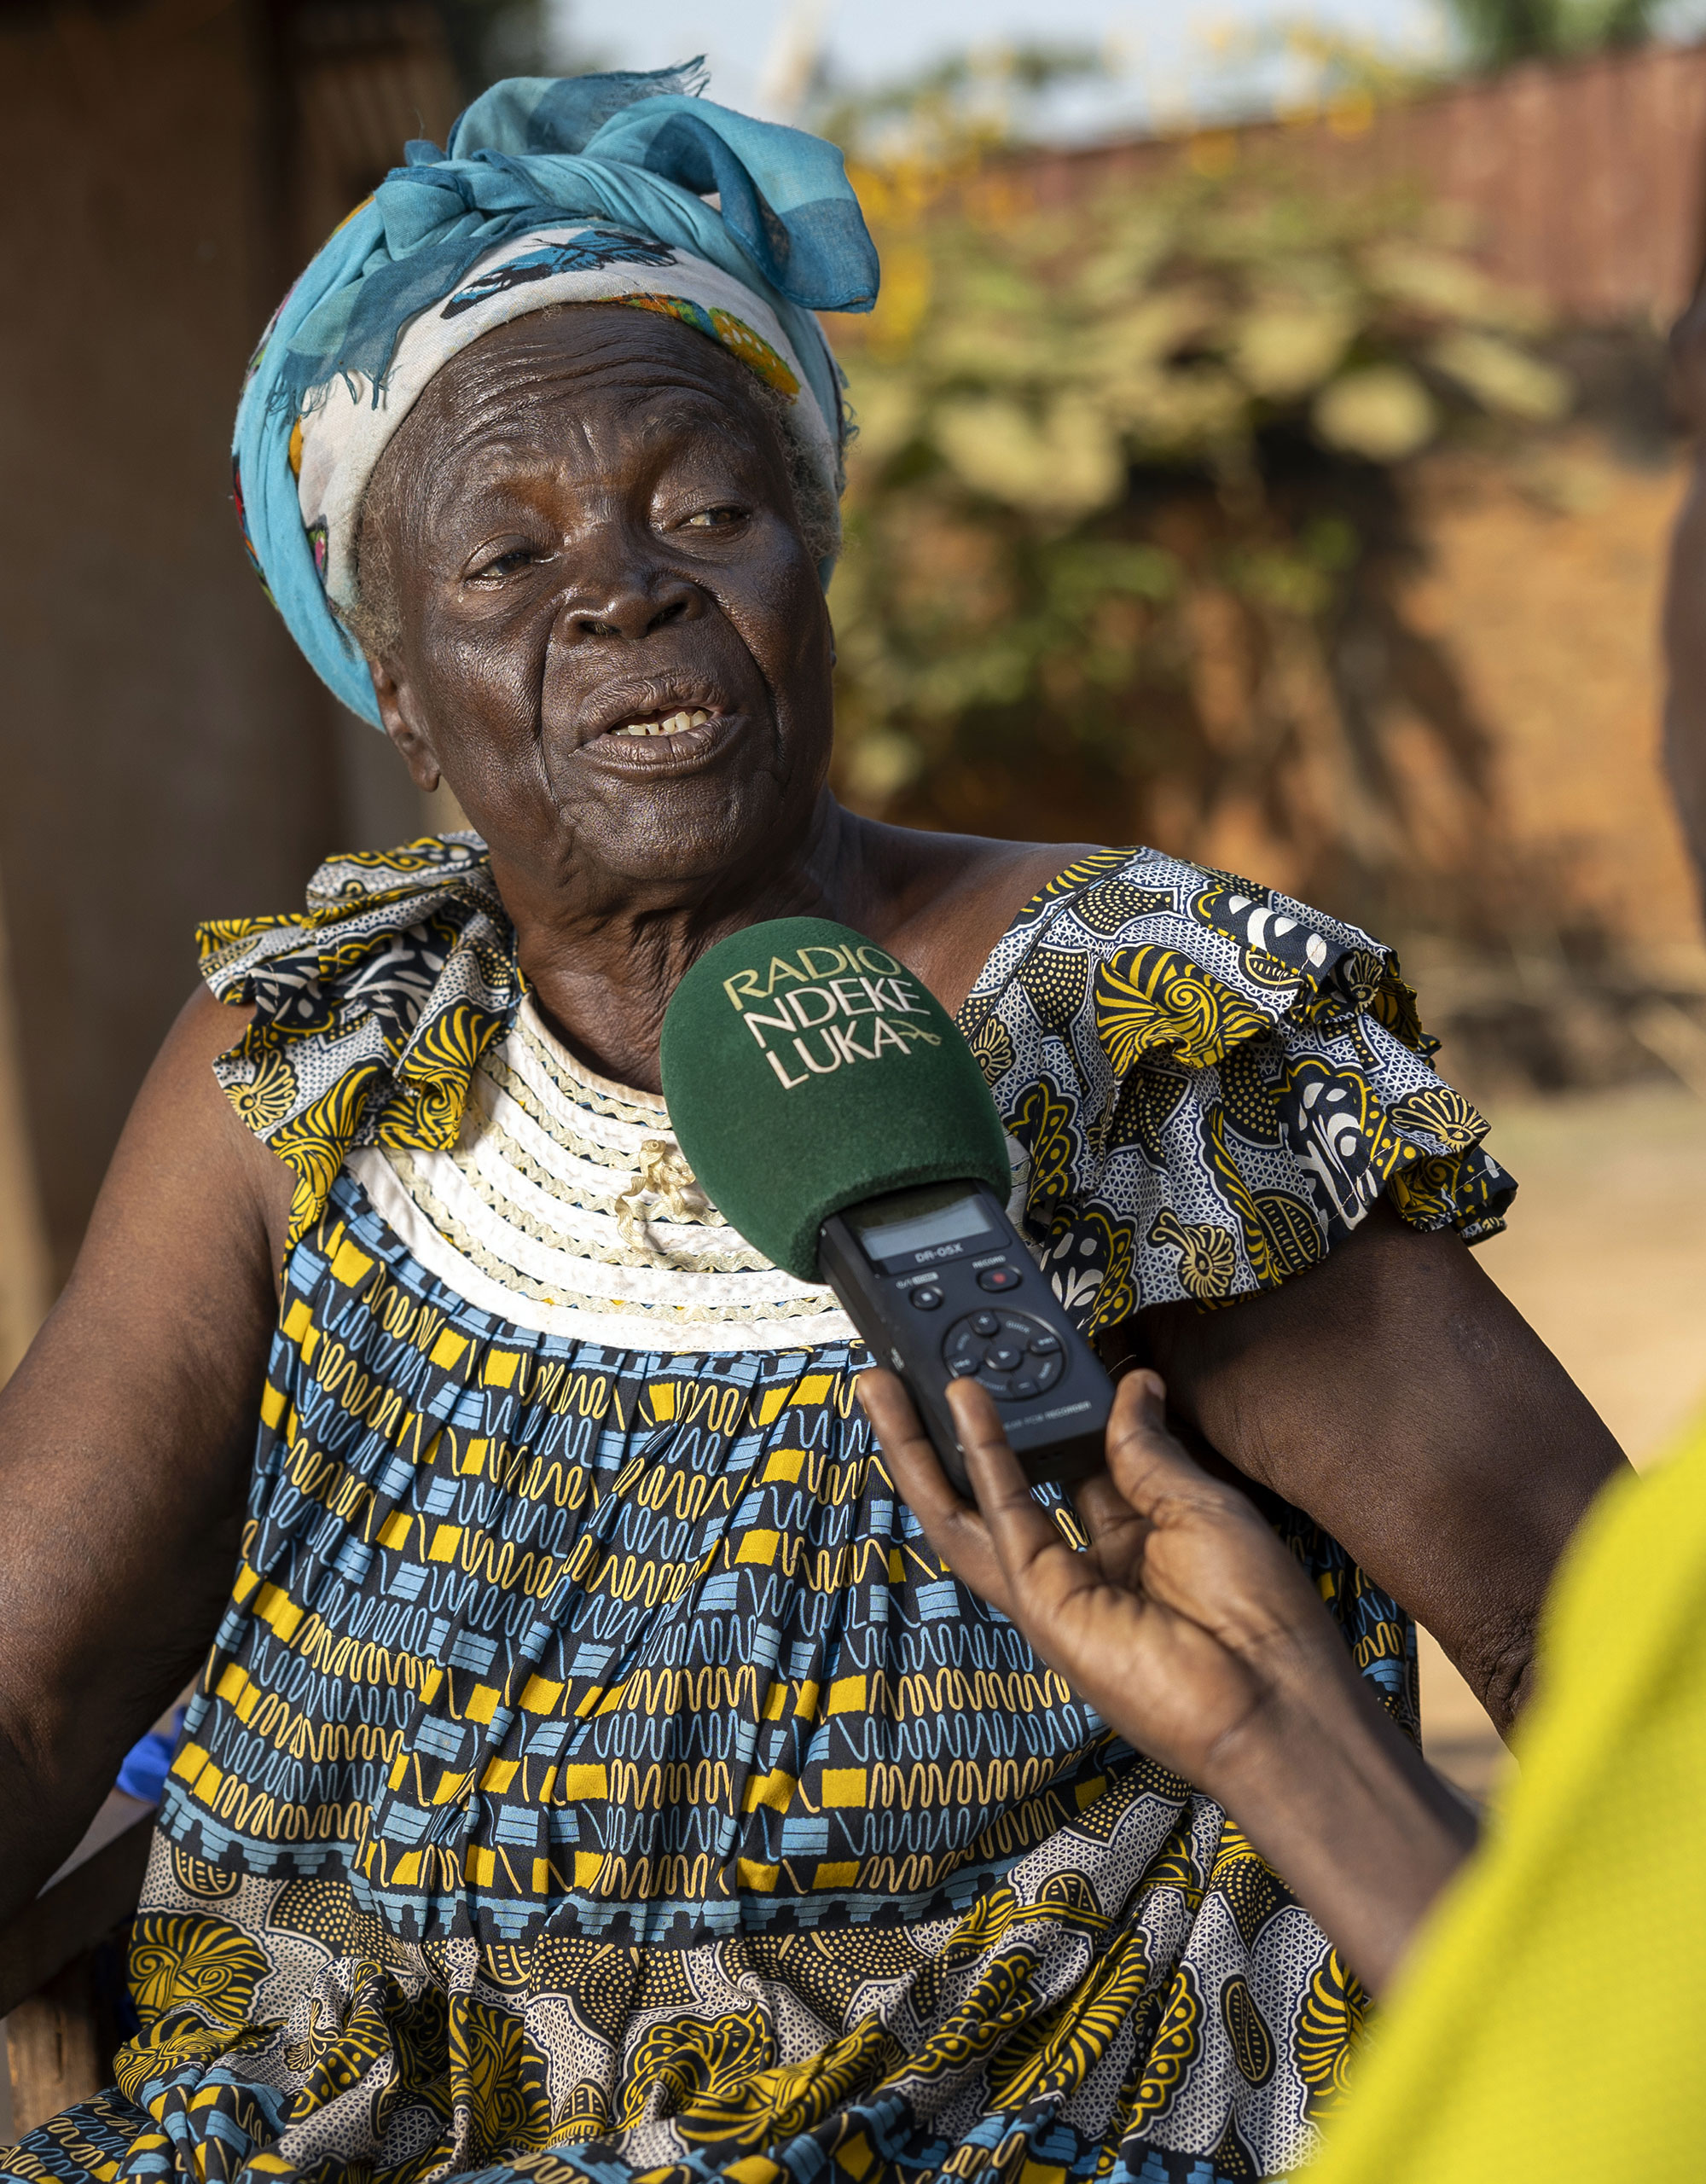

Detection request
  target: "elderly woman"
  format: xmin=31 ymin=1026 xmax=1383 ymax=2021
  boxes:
xmin=0 ymin=67 xmax=1621 ymax=2184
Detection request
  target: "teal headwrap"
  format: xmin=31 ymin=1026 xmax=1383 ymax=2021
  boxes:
xmin=233 ymin=65 xmax=878 ymax=725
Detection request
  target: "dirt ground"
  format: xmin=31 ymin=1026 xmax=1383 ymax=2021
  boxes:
xmin=1419 ymin=1079 xmax=1706 ymax=1798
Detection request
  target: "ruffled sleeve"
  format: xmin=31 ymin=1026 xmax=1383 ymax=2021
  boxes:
xmin=958 ymin=847 xmax=1514 ymax=1333
xmin=197 ymin=833 xmax=521 ymax=1249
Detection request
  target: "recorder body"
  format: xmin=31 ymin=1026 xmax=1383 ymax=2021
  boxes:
xmin=819 ymin=1179 xmax=1113 ymax=1494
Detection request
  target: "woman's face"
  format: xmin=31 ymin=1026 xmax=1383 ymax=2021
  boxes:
xmin=364 ymin=305 xmax=836 ymax=911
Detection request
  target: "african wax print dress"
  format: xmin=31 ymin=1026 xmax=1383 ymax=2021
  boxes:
xmin=4 ymin=838 xmax=1512 ymax=2184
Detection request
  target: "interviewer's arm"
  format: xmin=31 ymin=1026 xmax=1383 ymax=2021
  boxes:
xmin=0 ymin=990 xmax=289 ymax=1922
xmin=859 ymin=1368 xmax=1476 ymax=1995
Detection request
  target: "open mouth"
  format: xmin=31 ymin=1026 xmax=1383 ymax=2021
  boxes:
xmin=577 ymin=688 xmax=744 ymax=772
xmin=606 ymin=706 xmax=717 ymax=739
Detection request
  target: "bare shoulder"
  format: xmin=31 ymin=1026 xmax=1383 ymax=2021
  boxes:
xmin=860 ymin=822 xmax=1103 ymax=1017
xmin=66 ymin=984 xmax=295 ymax=1310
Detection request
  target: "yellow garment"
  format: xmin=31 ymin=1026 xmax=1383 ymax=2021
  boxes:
xmin=1313 ymin=1408 xmax=1706 ymax=2183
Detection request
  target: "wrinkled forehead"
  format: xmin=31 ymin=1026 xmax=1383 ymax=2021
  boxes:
xmin=294 ymin=226 xmax=832 ymax=613
xmin=396 ymin=304 xmax=776 ymax=474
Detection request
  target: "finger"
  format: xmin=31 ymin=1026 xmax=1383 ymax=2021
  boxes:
xmin=1071 ymin=1467 xmax=1147 ymax=1550
xmin=1063 ymin=1373 xmax=1175 ymax=1542
xmin=1099 ymin=1371 xmax=1278 ymax=1573
xmin=1102 ymin=1370 xmax=1234 ymax=1519
xmin=948 ymin=1378 xmax=1097 ymax=1612
xmin=1103 ymin=1374 xmax=1333 ymax=1657
xmin=855 ymin=1370 xmax=1010 ymax=1608
xmin=856 ymin=1369 xmax=960 ymax=1529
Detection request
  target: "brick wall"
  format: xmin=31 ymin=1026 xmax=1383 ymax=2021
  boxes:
xmin=1017 ymin=41 xmax=1706 ymax=325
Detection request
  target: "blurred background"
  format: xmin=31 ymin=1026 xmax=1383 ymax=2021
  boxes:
xmin=3 ymin=0 xmax=1706 ymax=1794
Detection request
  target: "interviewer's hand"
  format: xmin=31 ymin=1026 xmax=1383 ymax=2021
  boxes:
xmin=856 ymin=1365 xmax=1477 ymax=1993
xmin=858 ymin=1367 xmax=1349 ymax=1790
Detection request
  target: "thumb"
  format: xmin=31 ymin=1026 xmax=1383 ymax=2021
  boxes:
xmin=1102 ymin=1370 xmax=1220 ymax=1519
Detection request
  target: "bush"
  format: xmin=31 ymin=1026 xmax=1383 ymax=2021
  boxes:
xmin=828 ymin=150 xmax=1573 ymax=949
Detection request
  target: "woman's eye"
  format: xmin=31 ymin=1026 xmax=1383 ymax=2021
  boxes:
xmin=471 ymin=546 xmax=545 ymax=581
xmin=684 ymin=505 xmax=745 ymax=530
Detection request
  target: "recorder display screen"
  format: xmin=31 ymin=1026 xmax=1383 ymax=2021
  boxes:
xmin=847 ymin=1183 xmax=995 ymax=1268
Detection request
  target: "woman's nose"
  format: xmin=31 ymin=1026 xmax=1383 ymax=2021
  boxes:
xmin=557 ymin=561 xmax=704 ymax=644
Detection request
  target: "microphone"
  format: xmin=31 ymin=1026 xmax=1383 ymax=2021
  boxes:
xmin=661 ymin=917 xmax=1112 ymax=1490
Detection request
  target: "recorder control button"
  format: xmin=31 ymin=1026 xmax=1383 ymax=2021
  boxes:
xmin=941 ymin=1310 xmax=1067 ymax=1403
xmin=909 ymin=1286 xmax=943 ymax=1311
xmin=977 ymin=1265 xmax=1023 ymax=1292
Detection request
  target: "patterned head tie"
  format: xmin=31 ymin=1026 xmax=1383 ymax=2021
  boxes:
xmin=232 ymin=63 xmax=879 ymax=726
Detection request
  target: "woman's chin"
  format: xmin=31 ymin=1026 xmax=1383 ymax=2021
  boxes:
xmin=496 ymin=768 xmax=818 ymax=902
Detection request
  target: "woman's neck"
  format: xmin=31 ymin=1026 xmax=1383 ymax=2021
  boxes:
xmin=492 ymin=799 xmax=1078 ymax=1095
xmin=496 ymin=794 xmax=891 ymax=1094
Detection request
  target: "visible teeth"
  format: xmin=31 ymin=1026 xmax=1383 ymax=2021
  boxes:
xmin=610 ymin=708 xmax=714 ymax=737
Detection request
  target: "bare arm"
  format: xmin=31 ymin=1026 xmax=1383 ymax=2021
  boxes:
xmin=889 ymin=839 xmax=1628 ymax=1741
xmin=0 ymin=989 xmax=290 ymax=1921
xmin=1136 ymin=1201 xmax=1629 ymax=1737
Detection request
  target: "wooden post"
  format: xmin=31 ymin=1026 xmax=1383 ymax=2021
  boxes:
xmin=0 ymin=1792 xmax=155 ymax=2140
xmin=3 ymin=1958 xmax=105 ymax=2137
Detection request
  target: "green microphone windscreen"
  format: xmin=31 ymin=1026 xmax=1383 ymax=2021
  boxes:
xmin=660 ymin=918 xmax=1012 ymax=1283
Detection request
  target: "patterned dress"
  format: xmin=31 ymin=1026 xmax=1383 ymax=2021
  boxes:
xmin=5 ymin=838 xmax=1512 ymax=2184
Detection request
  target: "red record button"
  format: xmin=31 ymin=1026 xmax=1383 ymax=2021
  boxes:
xmin=977 ymin=1265 xmax=1022 ymax=1292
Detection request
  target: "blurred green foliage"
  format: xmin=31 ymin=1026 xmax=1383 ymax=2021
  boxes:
xmin=1443 ymin=0 xmax=1663 ymax=69
xmin=827 ymin=133 xmax=1574 ymax=933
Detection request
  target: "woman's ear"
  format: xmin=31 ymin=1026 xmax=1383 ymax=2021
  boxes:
xmin=369 ymin=657 xmax=443 ymax=793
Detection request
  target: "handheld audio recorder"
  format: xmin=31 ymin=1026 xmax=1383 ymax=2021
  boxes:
xmin=818 ymin=1178 xmax=1114 ymax=1495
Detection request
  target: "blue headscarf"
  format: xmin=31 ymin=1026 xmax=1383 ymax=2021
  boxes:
xmin=233 ymin=65 xmax=878 ymax=724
